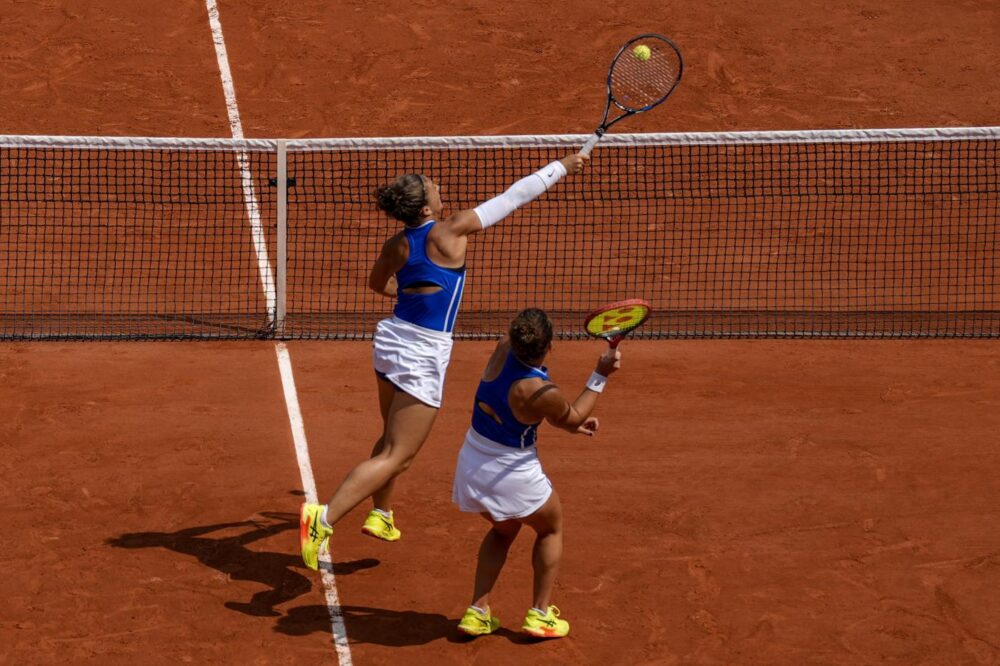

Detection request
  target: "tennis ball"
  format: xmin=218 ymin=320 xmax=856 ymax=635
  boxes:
xmin=633 ymin=45 xmax=652 ymax=61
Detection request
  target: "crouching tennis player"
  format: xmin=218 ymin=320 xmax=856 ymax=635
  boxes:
xmin=453 ymin=308 xmax=621 ymax=638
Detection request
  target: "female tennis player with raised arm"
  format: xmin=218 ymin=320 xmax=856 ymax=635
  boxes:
xmin=299 ymin=152 xmax=589 ymax=571
xmin=453 ymin=308 xmax=621 ymax=639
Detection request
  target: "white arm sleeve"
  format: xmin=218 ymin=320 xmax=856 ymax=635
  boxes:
xmin=474 ymin=160 xmax=568 ymax=229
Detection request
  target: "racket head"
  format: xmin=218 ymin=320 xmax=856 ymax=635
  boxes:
xmin=584 ymin=298 xmax=652 ymax=345
xmin=608 ymin=34 xmax=683 ymax=114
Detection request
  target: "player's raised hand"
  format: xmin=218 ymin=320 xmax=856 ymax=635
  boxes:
xmin=560 ymin=152 xmax=589 ymax=174
xmin=596 ymin=348 xmax=621 ymax=377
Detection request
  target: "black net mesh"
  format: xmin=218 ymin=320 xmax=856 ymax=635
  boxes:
xmin=1 ymin=131 xmax=997 ymax=340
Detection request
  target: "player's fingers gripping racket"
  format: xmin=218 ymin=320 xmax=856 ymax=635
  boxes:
xmin=584 ymin=299 xmax=652 ymax=349
xmin=581 ymin=34 xmax=683 ymax=156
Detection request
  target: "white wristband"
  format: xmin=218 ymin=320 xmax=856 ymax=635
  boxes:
xmin=586 ymin=371 xmax=607 ymax=393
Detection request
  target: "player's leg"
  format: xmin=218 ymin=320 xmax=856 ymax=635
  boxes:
xmin=368 ymin=374 xmax=396 ymax=455
xmin=519 ymin=490 xmax=570 ymax=637
xmin=521 ymin=490 xmax=563 ymax=609
xmin=459 ymin=514 xmax=521 ymax=636
xmin=323 ymin=388 xmax=437 ymax=527
xmin=369 ymin=375 xmax=399 ymax=513
xmin=300 ymin=378 xmax=435 ymax=569
xmin=362 ymin=377 xmax=407 ymax=540
xmin=471 ymin=514 xmax=522 ymax=608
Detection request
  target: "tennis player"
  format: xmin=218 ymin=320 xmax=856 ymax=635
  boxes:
xmin=300 ymin=152 xmax=589 ymax=570
xmin=453 ymin=308 xmax=620 ymax=638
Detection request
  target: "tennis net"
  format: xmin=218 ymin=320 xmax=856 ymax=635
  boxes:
xmin=1 ymin=128 xmax=997 ymax=339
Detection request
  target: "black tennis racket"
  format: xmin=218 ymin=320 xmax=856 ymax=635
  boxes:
xmin=581 ymin=34 xmax=683 ymax=156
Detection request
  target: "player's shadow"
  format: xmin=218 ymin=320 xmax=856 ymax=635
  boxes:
xmin=106 ymin=509 xmax=379 ymax=618
xmin=276 ymin=604 xmax=522 ymax=646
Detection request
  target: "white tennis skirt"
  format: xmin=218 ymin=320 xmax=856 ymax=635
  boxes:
xmin=372 ymin=316 xmax=454 ymax=408
xmin=452 ymin=427 xmax=553 ymax=522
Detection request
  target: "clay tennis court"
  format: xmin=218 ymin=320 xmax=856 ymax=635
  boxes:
xmin=2 ymin=2 xmax=999 ymax=665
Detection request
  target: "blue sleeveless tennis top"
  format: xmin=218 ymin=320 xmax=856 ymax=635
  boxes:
xmin=471 ymin=350 xmax=550 ymax=449
xmin=393 ymin=221 xmax=466 ymax=333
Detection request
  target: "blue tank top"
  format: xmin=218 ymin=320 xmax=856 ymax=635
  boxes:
xmin=471 ymin=350 xmax=550 ymax=449
xmin=393 ymin=221 xmax=467 ymax=333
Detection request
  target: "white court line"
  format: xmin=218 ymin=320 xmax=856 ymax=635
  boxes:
xmin=203 ymin=3 xmax=353 ymax=663
xmin=275 ymin=344 xmax=354 ymax=665
xmin=204 ymin=0 xmax=276 ymax=324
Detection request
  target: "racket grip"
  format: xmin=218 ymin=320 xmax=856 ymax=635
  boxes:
xmin=580 ymin=132 xmax=602 ymax=157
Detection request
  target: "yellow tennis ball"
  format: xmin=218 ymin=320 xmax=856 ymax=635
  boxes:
xmin=633 ymin=45 xmax=652 ymax=61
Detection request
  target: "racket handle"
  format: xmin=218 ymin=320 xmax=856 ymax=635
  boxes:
xmin=581 ymin=131 xmax=603 ymax=157
xmin=609 ymin=335 xmax=623 ymax=349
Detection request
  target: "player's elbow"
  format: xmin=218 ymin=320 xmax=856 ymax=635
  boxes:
xmin=551 ymin=410 xmax=585 ymax=433
xmin=369 ymin=277 xmax=391 ymax=297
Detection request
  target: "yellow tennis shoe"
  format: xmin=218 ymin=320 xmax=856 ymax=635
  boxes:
xmin=361 ymin=509 xmax=401 ymax=542
xmin=458 ymin=606 xmax=501 ymax=636
xmin=521 ymin=605 xmax=570 ymax=638
xmin=300 ymin=502 xmax=332 ymax=571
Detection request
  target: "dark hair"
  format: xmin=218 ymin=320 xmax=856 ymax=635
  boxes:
xmin=509 ymin=308 xmax=553 ymax=364
xmin=375 ymin=174 xmax=427 ymax=225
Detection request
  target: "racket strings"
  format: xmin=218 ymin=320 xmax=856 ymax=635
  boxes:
xmin=585 ymin=301 xmax=652 ymax=339
xmin=611 ymin=46 xmax=680 ymax=110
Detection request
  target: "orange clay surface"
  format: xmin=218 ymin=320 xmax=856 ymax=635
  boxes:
xmin=1 ymin=1 xmax=999 ymax=664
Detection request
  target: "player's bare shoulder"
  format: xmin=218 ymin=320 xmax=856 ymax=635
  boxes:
xmin=514 ymin=376 xmax=562 ymax=414
xmin=442 ymin=208 xmax=485 ymax=237
xmin=381 ymin=229 xmax=410 ymax=261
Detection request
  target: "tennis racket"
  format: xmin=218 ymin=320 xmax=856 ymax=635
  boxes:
xmin=581 ymin=34 xmax=683 ymax=156
xmin=584 ymin=299 xmax=652 ymax=348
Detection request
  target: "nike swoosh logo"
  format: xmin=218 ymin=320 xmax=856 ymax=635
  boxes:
xmin=547 ymin=169 xmax=555 ymax=177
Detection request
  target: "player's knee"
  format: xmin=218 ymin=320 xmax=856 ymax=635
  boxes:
xmin=543 ymin=522 xmax=562 ymax=537
xmin=394 ymin=455 xmax=415 ymax=474
xmin=381 ymin=448 xmax=416 ymax=476
xmin=530 ymin=514 xmax=562 ymax=536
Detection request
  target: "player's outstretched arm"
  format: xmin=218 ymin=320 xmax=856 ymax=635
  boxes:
xmin=445 ymin=152 xmax=589 ymax=236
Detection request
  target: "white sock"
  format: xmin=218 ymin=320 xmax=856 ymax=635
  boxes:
xmin=469 ymin=605 xmax=488 ymax=615
xmin=531 ymin=606 xmax=548 ymax=616
xmin=373 ymin=508 xmax=392 ymax=520
xmin=320 ymin=505 xmax=332 ymax=529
